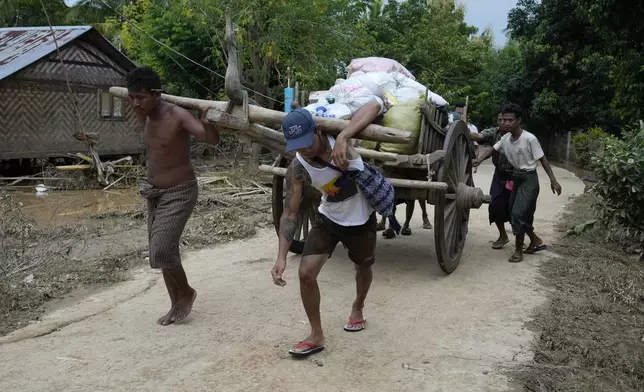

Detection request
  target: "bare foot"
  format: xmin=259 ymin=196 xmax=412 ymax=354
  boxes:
xmin=172 ymin=289 xmax=197 ymax=323
xmin=157 ymin=306 xmax=177 ymax=326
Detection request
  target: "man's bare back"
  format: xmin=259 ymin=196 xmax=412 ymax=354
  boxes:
xmin=143 ymin=102 xmax=195 ymax=189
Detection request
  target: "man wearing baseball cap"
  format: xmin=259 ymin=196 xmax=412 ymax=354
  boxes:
xmin=271 ymin=99 xmax=385 ymax=357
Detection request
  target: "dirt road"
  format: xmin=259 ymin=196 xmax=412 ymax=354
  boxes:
xmin=0 ymin=162 xmax=584 ymax=392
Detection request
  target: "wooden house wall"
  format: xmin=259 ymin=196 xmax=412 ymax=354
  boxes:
xmin=0 ymin=39 xmax=143 ymax=160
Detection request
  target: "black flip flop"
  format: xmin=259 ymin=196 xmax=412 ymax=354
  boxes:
xmin=382 ymin=229 xmax=396 ymax=239
xmin=492 ymin=238 xmax=510 ymax=249
xmin=288 ymin=341 xmax=325 ymax=357
xmin=509 ymin=254 xmax=523 ymax=263
xmin=524 ymin=244 xmax=547 ymax=254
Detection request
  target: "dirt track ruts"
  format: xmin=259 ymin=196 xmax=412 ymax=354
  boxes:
xmin=0 ymin=161 xmax=584 ymax=392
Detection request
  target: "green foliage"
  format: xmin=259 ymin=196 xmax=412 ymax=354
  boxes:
xmin=566 ymin=219 xmax=597 ymax=236
xmin=0 ymin=0 xmax=68 ymax=26
xmin=506 ymin=0 xmax=644 ymax=135
xmin=572 ymin=126 xmax=608 ymax=168
xmin=590 ymin=122 xmax=644 ymax=242
xmin=507 ymin=0 xmax=621 ymax=135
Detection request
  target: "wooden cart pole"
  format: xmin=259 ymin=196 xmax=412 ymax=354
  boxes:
xmin=258 ymin=165 xmax=448 ymax=191
xmin=109 ymin=87 xmax=413 ymax=144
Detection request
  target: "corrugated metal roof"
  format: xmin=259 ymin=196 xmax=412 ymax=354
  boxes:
xmin=0 ymin=26 xmax=92 ymax=80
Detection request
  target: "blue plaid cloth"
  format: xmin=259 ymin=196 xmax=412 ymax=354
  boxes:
xmin=312 ymin=157 xmax=401 ymax=234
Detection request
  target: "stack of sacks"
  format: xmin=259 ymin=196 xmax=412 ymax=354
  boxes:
xmin=302 ymin=57 xmax=448 ymax=142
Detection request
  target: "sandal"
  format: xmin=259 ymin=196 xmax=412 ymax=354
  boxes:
xmin=492 ymin=238 xmax=510 ymax=249
xmin=524 ymin=244 xmax=547 ymax=254
xmin=401 ymin=227 xmax=412 ymax=236
xmin=288 ymin=341 xmax=325 ymax=357
xmin=509 ymin=254 xmax=523 ymax=263
xmin=343 ymin=317 xmax=366 ymax=332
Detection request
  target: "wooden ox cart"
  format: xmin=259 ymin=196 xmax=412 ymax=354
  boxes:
xmin=109 ymin=8 xmax=490 ymax=274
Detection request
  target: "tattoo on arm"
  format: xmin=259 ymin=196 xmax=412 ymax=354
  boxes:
xmin=281 ymin=215 xmax=297 ymax=242
xmin=292 ymin=161 xmax=311 ymax=185
xmin=280 ymin=161 xmax=309 ymax=241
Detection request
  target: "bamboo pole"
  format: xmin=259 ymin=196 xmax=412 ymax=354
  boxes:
xmin=109 ymin=87 xmax=412 ymax=144
xmin=258 ymin=165 xmax=448 ymax=191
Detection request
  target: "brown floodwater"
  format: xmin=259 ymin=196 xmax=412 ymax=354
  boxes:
xmin=8 ymin=186 xmax=141 ymax=229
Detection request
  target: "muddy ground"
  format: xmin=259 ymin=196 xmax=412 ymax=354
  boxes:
xmin=0 ymin=157 xmax=273 ymax=336
xmin=0 ymin=162 xmax=586 ymax=391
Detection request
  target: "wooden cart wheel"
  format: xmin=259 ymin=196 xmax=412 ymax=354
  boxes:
xmin=434 ymin=121 xmax=475 ymax=274
xmin=272 ymin=157 xmax=321 ymax=254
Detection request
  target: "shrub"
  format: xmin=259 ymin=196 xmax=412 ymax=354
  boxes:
xmin=573 ymin=126 xmax=609 ymax=168
xmin=589 ymin=121 xmax=644 ymax=245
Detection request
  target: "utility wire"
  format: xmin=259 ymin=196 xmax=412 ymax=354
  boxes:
xmin=96 ymin=0 xmax=282 ymax=104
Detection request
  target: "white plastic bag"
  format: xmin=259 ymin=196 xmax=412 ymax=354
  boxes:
xmin=340 ymin=71 xmax=398 ymax=98
xmin=328 ymin=83 xmax=385 ymax=115
xmin=324 ymin=103 xmax=352 ymax=119
xmin=303 ymin=98 xmax=353 ymax=120
xmin=393 ymin=87 xmax=422 ymax=103
xmin=397 ymin=77 xmax=449 ymax=107
xmin=346 ymin=57 xmax=415 ymax=80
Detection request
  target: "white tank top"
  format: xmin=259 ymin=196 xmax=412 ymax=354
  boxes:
xmin=296 ymin=136 xmax=374 ymax=226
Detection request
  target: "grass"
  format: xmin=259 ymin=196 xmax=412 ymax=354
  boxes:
xmin=511 ymin=193 xmax=644 ymax=391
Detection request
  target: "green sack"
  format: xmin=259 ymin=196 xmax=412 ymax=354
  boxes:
xmin=359 ymin=140 xmax=379 ymax=150
xmin=379 ymin=96 xmax=424 ymax=155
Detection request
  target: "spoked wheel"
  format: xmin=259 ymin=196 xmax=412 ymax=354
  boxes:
xmin=434 ymin=121 xmax=475 ymax=274
xmin=271 ymin=157 xmax=321 ymax=254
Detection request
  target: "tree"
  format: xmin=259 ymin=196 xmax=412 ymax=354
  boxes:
xmin=0 ymin=0 xmax=68 ymax=27
xmin=507 ymin=0 xmax=621 ymax=136
xmin=362 ymin=0 xmax=497 ymax=124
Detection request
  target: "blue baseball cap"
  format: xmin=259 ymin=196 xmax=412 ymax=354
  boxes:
xmin=282 ymin=108 xmax=317 ymax=152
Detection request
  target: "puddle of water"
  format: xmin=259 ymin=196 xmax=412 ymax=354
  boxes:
xmin=8 ymin=186 xmax=141 ymax=229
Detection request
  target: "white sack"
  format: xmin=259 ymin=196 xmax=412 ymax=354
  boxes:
xmin=340 ymin=71 xmax=398 ymax=98
xmin=328 ymin=83 xmax=385 ymax=115
xmin=346 ymin=57 xmax=415 ymax=80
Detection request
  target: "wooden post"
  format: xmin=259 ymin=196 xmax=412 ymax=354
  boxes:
xmin=294 ymin=81 xmax=299 ymax=108
xmin=462 ymin=95 xmax=469 ymax=123
xmin=566 ymin=130 xmax=571 ymax=167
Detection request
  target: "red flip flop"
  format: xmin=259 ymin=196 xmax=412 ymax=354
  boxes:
xmin=344 ymin=317 xmax=366 ymax=332
xmin=288 ymin=341 xmax=325 ymax=357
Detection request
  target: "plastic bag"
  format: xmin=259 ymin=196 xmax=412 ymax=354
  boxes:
xmin=397 ymin=77 xmax=449 ymax=107
xmin=379 ymin=96 xmax=424 ymax=155
xmin=340 ymin=71 xmax=398 ymax=98
xmin=393 ymin=87 xmax=422 ymax=103
xmin=346 ymin=57 xmax=415 ymax=80
xmin=328 ymin=83 xmax=384 ymax=115
xmin=303 ymin=101 xmax=352 ymax=119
